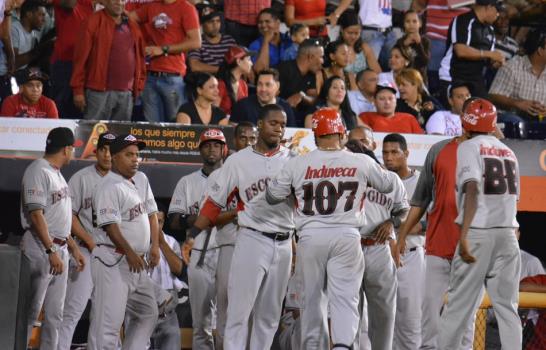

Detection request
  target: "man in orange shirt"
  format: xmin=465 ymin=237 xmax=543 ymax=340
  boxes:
xmin=1 ymin=67 xmax=58 ymax=118
xmin=129 ymin=0 xmax=201 ymax=122
xmin=359 ymin=85 xmax=424 ymax=134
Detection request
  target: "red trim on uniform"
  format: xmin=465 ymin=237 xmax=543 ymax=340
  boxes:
xmin=201 ymin=198 xmax=222 ymax=225
xmin=253 ymin=145 xmax=282 ymax=157
xmin=227 ymin=187 xmax=245 ymax=211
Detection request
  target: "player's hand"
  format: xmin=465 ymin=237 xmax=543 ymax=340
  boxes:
xmin=48 ymin=252 xmax=64 ymax=275
xmin=72 ymin=249 xmax=86 ymax=272
xmin=126 ymin=251 xmax=146 ymax=273
xmin=390 ymin=240 xmax=402 ymax=268
xmin=459 ymin=238 xmax=476 ymax=264
xmin=182 ymin=237 xmax=194 ymax=265
xmin=374 ymin=220 xmax=394 ymax=243
xmin=148 ymin=245 xmax=160 ymax=268
xmin=73 ymin=94 xmax=86 ymax=112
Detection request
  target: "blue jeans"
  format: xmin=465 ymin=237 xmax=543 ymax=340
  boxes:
xmin=51 ymin=60 xmax=82 ymax=119
xmin=362 ymin=28 xmax=403 ymax=71
xmin=428 ymin=39 xmax=447 ymax=95
xmin=142 ymin=74 xmax=186 ymax=123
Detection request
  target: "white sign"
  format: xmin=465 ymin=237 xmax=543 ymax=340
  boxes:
xmin=0 ymin=117 xmax=77 ymax=152
xmin=284 ymin=127 xmax=450 ymax=167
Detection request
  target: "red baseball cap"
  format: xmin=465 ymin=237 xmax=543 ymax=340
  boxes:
xmin=225 ymin=46 xmax=256 ymax=65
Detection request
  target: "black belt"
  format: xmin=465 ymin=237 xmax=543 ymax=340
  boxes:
xmin=362 ymin=25 xmax=392 ymax=33
xmin=409 ymin=247 xmax=418 ymax=252
xmin=148 ymin=71 xmax=180 ymax=78
xmin=244 ymin=226 xmax=291 ymax=241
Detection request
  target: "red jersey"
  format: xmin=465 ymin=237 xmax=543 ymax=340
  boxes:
xmin=51 ymin=0 xmax=93 ymax=63
xmin=136 ymin=0 xmax=199 ymax=76
xmin=410 ymin=138 xmax=460 ymax=259
xmin=0 ymin=94 xmax=59 ymax=119
xmin=359 ymin=112 xmax=424 ymax=134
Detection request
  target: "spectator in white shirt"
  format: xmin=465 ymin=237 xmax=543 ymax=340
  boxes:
xmin=425 ymin=82 xmax=470 ymax=136
xmin=348 ymin=68 xmax=378 ymax=115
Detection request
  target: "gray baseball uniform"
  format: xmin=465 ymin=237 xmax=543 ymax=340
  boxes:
xmin=87 ymin=170 xmax=159 ymax=350
xmin=268 ymin=149 xmax=396 ymax=349
xmin=439 ymin=135 xmax=522 ymax=350
xmin=169 ymin=169 xmax=219 ymax=350
xmin=57 ymin=165 xmax=106 ymax=350
xmin=20 ymin=158 xmax=72 ymax=350
xmin=394 ymin=170 xmax=426 ymax=350
xmin=205 ymin=146 xmax=295 ymax=350
xmin=358 ymin=175 xmax=408 ymax=350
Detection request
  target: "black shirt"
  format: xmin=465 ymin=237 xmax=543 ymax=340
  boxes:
xmin=278 ymin=59 xmax=316 ymax=100
xmin=230 ymin=95 xmax=297 ymax=127
xmin=177 ymin=101 xmax=226 ymax=125
xmin=444 ymin=10 xmax=495 ymax=83
xmin=395 ymin=94 xmax=442 ymax=125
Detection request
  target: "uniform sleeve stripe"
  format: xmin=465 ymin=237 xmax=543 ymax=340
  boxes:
xmin=97 ymin=220 xmax=118 ymax=228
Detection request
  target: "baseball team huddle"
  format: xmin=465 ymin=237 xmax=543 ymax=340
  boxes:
xmin=20 ymin=98 xmax=522 ymax=350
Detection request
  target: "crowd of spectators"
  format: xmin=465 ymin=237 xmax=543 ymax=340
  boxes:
xmin=0 ymin=0 xmax=544 ymax=138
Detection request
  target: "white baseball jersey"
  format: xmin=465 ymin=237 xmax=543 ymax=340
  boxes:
xmin=455 ymin=135 xmax=520 ymax=228
xmin=169 ymin=169 xmax=218 ymax=249
xmin=21 ymin=158 xmax=72 ymax=239
xmin=268 ymin=149 xmax=396 ymax=230
xmin=150 ymin=233 xmax=185 ymax=291
xmin=93 ymin=171 xmax=155 ymax=254
xmin=68 ymin=165 xmax=107 ymax=239
xmin=360 ymin=175 xmax=409 ymax=237
xmin=401 ymin=169 xmax=425 ymax=249
xmin=207 ymin=146 xmax=295 ymax=233
xmin=204 ymin=167 xmax=239 ymax=246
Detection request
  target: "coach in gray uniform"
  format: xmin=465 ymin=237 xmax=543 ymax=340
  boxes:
xmin=88 ymin=134 xmax=159 ymax=350
xmin=20 ymin=127 xmax=85 ymax=350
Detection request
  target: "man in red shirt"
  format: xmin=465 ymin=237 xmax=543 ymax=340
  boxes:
xmin=129 ymin=0 xmax=201 ymax=123
xmin=359 ymin=85 xmax=424 ymax=134
xmin=224 ymin=0 xmax=270 ymax=47
xmin=1 ymin=67 xmax=58 ymax=118
xmin=71 ymin=0 xmax=146 ymax=121
xmin=50 ymin=0 xmax=93 ymax=119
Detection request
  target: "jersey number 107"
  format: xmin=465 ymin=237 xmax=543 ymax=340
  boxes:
xmin=302 ymin=181 xmax=359 ymax=215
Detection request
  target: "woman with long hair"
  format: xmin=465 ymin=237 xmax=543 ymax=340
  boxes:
xmin=176 ymin=72 xmax=228 ymax=125
xmin=378 ymin=43 xmax=414 ymax=92
xmin=316 ymin=40 xmax=358 ymax=93
xmin=337 ymin=10 xmax=382 ymax=74
xmin=216 ymin=46 xmax=253 ymax=115
xmin=305 ymin=75 xmax=358 ymax=130
xmin=395 ymin=68 xmax=441 ymax=125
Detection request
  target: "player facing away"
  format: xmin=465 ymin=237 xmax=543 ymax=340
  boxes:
xmin=346 ymin=132 xmax=408 ymax=350
xmin=57 ymin=132 xmax=116 ymax=350
xmin=88 ymin=134 xmax=160 ymax=350
xmin=20 ymin=127 xmax=85 ymax=350
xmin=438 ymin=98 xmax=522 ymax=349
xmin=381 ymin=133 xmax=426 ymax=350
xmin=168 ymin=128 xmax=227 ymax=350
xmin=267 ymin=108 xmax=397 ymax=350
xmin=183 ymin=104 xmax=295 ymax=350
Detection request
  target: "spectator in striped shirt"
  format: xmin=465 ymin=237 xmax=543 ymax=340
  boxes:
xmin=188 ymin=3 xmax=236 ymax=74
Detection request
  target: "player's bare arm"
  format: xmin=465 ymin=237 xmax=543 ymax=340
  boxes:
xmin=215 ymin=209 xmax=238 ymax=228
xmin=148 ymin=213 xmax=160 ymax=268
xmin=103 ymin=222 xmax=147 ymax=272
xmin=157 ymin=230 xmax=185 ymax=276
xmin=66 ymin=235 xmax=86 ymax=272
xmin=29 ymin=209 xmax=64 ymax=275
xmin=458 ymin=181 xmax=479 ymax=264
xmin=396 ymin=206 xmax=426 ymax=258
xmin=71 ymin=213 xmax=96 ymax=252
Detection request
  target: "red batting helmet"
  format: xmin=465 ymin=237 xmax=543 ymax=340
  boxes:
xmin=311 ymin=108 xmax=346 ymax=137
xmin=199 ymin=128 xmax=228 ymax=156
xmin=461 ymin=98 xmax=497 ymax=133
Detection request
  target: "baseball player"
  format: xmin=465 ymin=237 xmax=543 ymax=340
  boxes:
xmin=232 ymin=121 xmax=258 ymax=152
xmin=57 ymin=132 xmax=116 ymax=350
xmin=183 ymin=104 xmax=295 ymax=350
xmin=267 ymin=108 xmax=396 ymax=349
xmin=396 ymin=113 xmax=476 ymax=349
xmin=438 ymin=98 xmax=521 ymax=350
xmin=149 ymin=205 xmax=184 ymax=350
xmin=88 ymin=134 xmax=159 ymax=350
xmin=346 ymin=132 xmax=409 ymax=350
xmin=20 ymin=127 xmax=85 ymax=350
xmin=381 ymin=133 xmax=426 ymax=350
xmin=168 ymin=128 xmax=226 ymax=350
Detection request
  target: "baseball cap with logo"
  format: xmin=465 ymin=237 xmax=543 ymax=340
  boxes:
xmin=109 ymin=134 xmax=146 ymax=155
xmin=374 ymin=85 xmax=398 ymax=97
xmin=225 ymin=46 xmax=257 ymax=65
xmin=15 ymin=67 xmax=49 ymax=86
xmin=97 ymin=132 xmax=117 ymax=149
xmin=46 ymin=127 xmax=82 ymax=148
xmin=196 ymin=2 xmax=222 ymax=22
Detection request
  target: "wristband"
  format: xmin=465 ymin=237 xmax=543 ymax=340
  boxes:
xmin=188 ymin=226 xmax=201 ymax=239
xmin=162 ymin=45 xmax=169 ymax=56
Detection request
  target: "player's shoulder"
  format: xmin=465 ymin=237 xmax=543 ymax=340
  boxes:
xmin=70 ymin=164 xmax=96 ymax=181
xmin=23 ymin=158 xmax=53 ymax=180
